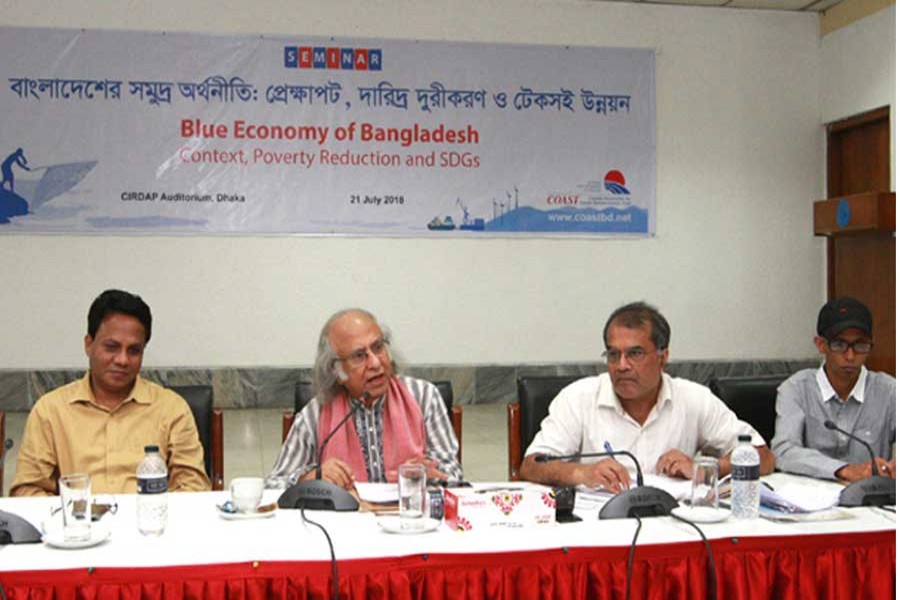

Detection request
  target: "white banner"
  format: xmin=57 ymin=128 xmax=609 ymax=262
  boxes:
xmin=0 ymin=27 xmax=655 ymax=236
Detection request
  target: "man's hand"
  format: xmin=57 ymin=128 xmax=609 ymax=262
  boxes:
xmin=577 ymin=458 xmax=632 ymax=492
xmin=835 ymin=458 xmax=896 ymax=482
xmin=655 ymin=449 xmax=694 ymax=479
xmin=401 ymin=456 xmax=449 ymax=481
xmin=307 ymin=457 xmax=356 ymax=489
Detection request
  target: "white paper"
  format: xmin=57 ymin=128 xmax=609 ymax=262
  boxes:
xmin=355 ymin=482 xmax=398 ymax=504
xmin=574 ymin=474 xmax=693 ymax=510
xmin=760 ymin=482 xmax=840 ymax=513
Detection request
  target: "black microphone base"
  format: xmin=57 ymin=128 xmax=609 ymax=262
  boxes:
xmin=598 ymin=486 xmax=679 ymax=519
xmin=837 ymin=476 xmax=896 ymax=507
xmin=552 ymin=486 xmax=582 ymax=523
xmin=0 ymin=510 xmax=42 ymax=544
xmin=278 ymin=480 xmax=360 ymax=511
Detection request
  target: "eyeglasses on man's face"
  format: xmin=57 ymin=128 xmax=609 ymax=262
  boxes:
xmin=338 ymin=338 xmax=390 ymax=369
xmin=826 ymin=338 xmax=873 ymax=354
xmin=602 ymin=346 xmax=660 ymax=365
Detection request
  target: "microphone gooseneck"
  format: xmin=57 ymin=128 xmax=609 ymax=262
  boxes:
xmin=277 ymin=391 xmax=372 ymax=512
xmin=824 ymin=419 xmax=878 ymax=477
xmin=315 ymin=391 xmax=369 ymax=479
xmin=536 ymin=449 xmax=676 ymax=518
xmin=823 ymin=418 xmax=895 ymax=507
xmin=536 ymin=450 xmax=645 ymax=486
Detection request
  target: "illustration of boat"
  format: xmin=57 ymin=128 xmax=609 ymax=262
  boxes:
xmin=460 ymin=218 xmax=485 ymax=231
xmin=427 ymin=215 xmax=456 ymax=230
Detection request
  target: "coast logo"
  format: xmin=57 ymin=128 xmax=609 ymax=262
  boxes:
xmin=284 ymin=46 xmax=382 ymax=71
xmin=603 ymin=170 xmax=630 ymax=195
xmin=546 ymin=194 xmax=579 ymax=205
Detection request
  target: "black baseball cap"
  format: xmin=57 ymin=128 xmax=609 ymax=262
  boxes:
xmin=817 ymin=296 xmax=872 ymax=339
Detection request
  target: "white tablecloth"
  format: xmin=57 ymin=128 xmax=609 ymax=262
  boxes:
xmin=0 ymin=473 xmax=893 ymax=572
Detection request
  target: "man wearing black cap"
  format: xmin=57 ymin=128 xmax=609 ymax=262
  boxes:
xmin=772 ymin=297 xmax=895 ymax=482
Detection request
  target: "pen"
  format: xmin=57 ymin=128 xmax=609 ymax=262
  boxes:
xmin=604 ymin=441 xmax=614 ymax=454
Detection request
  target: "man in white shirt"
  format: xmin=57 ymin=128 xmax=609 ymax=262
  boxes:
xmin=519 ymin=301 xmax=775 ymax=492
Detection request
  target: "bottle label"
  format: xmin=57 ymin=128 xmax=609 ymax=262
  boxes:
xmin=732 ymin=464 xmax=759 ymax=481
xmin=138 ymin=476 xmax=168 ymax=494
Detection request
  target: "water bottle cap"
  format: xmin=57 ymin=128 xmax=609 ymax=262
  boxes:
xmin=144 ymin=445 xmax=160 ymax=453
xmin=737 ymin=434 xmax=751 ymax=442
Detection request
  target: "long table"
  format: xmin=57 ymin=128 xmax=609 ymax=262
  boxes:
xmin=0 ymin=473 xmax=894 ymax=599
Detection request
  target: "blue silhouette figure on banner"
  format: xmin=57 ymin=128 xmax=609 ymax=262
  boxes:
xmin=0 ymin=148 xmax=32 ymax=223
xmin=1 ymin=148 xmax=31 ymax=193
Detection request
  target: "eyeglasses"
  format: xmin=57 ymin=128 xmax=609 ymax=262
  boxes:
xmin=337 ymin=338 xmax=390 ymax=368
xmin=827 ymin=339 xmax=873 ymax=354
xmin=602 ymin=346 xmax=661 ymax=365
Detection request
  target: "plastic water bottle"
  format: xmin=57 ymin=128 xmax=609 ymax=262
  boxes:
xmin=136 ymin=445 xmax=168 ymax=535
xmin=730 ymin=434 xmax=760 ymax=519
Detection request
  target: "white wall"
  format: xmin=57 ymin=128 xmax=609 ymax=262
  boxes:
xmin=0 ymin=0 xmax=829 ymax=369
xmin=820 ymin=4 xmax=896 ymax=189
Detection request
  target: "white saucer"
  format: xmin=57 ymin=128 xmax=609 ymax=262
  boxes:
xmin=671 ymin=505 xmax=731 ymax=524
xmin=376 ymin=516 xmax=441 ymax=534
xmin=42 ymin=523 xmax=111 ymax=549
xmin=217 ymin=508 xmax=276 ymax=520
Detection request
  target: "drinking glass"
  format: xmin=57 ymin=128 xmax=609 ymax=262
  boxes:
xmin=398 ymin=463 xmax=427 ymax=530
xmin=59 ymin=473 xmax=92 ymax=541
xmin=691 ymin=457 xmax=719 ymax=509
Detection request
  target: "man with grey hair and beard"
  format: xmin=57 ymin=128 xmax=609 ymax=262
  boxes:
xmin=268 ymin=308 xmax=462 ymax=489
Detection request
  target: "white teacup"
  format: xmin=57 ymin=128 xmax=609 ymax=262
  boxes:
xmin=230 ymin=477 xmax=264 ymax=513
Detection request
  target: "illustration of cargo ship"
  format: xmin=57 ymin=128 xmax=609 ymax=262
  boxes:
xmin=456 ymin=198 xmax=485 ymax=231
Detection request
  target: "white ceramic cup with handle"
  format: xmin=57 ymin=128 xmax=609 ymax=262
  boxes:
xmin=230 ymin=477 xmax=264 ymax=513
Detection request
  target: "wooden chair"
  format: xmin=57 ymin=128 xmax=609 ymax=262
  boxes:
xmin=281 ymin=380 xmax=316 ymax=442
xmin=708 ymin=374 xmax=789 ymax=445
xmin=172 ymin=385 xmax=224 ymax=491
xmin=281 ymin=380 xmax=463 ymax=462
xmin=0 ymin=411 xmax=8 ymax=495
xmin=433 ymin=380 xmax=463 ymax=463
xmin=508 ymin=375 xmax=579 ymax=480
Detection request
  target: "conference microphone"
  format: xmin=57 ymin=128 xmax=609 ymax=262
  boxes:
xmin=0 ymin=437 xmax=40 ymax=545
xmin=824 ymin=420 xmax=895 ymax=507
xmin=0 ymin=510 xmax=42 ymax=545
xmin=278 ymin=393 xmax=369 ymax=511
xmin=536 ymin=450 xmax=678 ymax=519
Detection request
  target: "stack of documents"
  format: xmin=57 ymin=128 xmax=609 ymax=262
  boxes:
xmin=758 ymin=482 xmax=847 ymax=522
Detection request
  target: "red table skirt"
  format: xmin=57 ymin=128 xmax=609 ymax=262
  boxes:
xmin=2 ymin=530 xmax=894 ymax=600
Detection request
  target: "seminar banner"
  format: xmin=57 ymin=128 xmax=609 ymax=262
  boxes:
xmin=0 ymin=26 xmax=656 ymax=236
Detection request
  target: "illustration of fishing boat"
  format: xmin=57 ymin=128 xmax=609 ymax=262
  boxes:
xmin=427 ymin=215 xmax=456 ymax=230
xmin=0 ymin=160 xmax=97 ymax=223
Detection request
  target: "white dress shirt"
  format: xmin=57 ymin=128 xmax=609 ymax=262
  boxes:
xmin=525 ymin=373 xmax=764 ymax=477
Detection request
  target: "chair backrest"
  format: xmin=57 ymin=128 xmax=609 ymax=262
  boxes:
xmin=431 ymin=380 xmax=462 ymax=463
xmin=171 ymin=385 xmax=224 ymax=490
xmin=508 ymin=375 xmax=579 ymax=480
xmin=294 ymin=380 xmax=316 ymax=414
xmin=708 ymin=374 xmax=788 ymax=445
xmin=433 ymin=380 xmax=453 ymax=410
xmin=0 ymin=411 xmax=6 ymax=495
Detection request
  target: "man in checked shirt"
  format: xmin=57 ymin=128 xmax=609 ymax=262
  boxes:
xmin=269 ymin=308 xmax=462 ymax=488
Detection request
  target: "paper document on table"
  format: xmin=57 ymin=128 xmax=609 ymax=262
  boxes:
xmin=355 ymin=482 xmax=398 ymax=504
xmin=760 ymin=482 xmax=840 ymax=513
xmin=642 ymin=474 xmax=692 ymax=501
xmin=759 ymin=505 xmax=852 ymax=522
xmin=575 ymin=474 xmax=692 ymax=510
